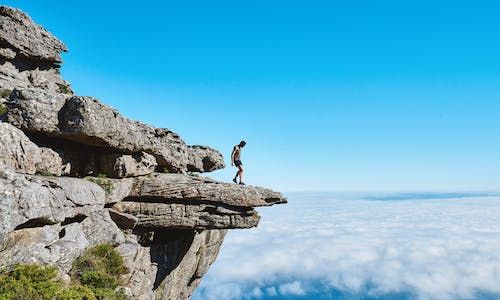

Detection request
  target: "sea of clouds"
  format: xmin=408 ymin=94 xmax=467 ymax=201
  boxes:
xmin=191 ymin=192 xmax=500 ymax=300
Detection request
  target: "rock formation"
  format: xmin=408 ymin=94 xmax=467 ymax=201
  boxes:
xmin=0 ymin=6 xmax=286 ymax=300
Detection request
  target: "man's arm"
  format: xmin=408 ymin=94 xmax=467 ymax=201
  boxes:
xmin=231 ymin=147 xmax=236 ymax=166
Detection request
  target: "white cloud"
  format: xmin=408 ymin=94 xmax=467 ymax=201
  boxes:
xmin=278 ymin=281 xmax=306 ymax=296
xmin=265 ymin=287 xmax=277 ymax=297
xmin=192 ymin=193 xmax=500 ymax=300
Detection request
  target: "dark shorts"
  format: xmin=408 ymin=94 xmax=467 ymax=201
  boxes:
xmin=234 ymin=160 xmax=243 ymax=167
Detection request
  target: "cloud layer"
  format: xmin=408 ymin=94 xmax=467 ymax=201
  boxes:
xmin=192 ymin=192 xmax=500 ymax=300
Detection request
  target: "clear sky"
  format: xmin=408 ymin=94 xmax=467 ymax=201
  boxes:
xmin=6 ymin=0 xmax=500 ymax=192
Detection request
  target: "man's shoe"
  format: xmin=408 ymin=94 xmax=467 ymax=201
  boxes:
xmin=239 ymin=182 xmax=246 ymax=185
xmin=232 ymin=178 xmax=237 ymax=184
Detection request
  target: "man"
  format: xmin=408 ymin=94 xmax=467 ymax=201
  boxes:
xmin=231 ymin=140 xmax=246 ymax=185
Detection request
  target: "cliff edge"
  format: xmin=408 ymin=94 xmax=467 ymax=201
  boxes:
xmin=0 ymin=6 xmax=286 ymax=300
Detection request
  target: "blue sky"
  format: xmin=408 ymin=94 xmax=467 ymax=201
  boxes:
xmin=6 ymin=0 xmax=500 ymax=191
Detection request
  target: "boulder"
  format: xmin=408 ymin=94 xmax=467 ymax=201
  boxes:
xmin=58 ymin=96 xmax=189 ymax=172
xmin=0 ymin=7 xmax=71 ymax=94
xmin=98 ymin=151 xmax=157 ymax=178
xmin=187 ymin=145 xmax=225 ymax=173
xmin=0 ymin=213 xmax=125 ymax=273
xmin=0 ymin=122 xmax=40 ymax=174
xmin=0 ymin=6 xmax=66 ymax=63
xmin=0 ymin=170 xmax=107 ymax=251
xmin=5 ymin=92 xmax=226 ymax=174
xmin=37 ymin=147 xmax=64 ymax=176
xmin=6 ymin=88 xmax=68 ymax=134
xmin=0 ymin=122 xmax=63 ymax=175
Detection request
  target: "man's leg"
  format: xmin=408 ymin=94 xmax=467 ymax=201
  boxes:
xmin=233 ymin=170 xmax=239 ymax=183
xmin=238 ymin=165 xmax=244 ymax=184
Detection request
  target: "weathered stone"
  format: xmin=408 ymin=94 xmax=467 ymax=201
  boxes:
xmin=0 ymin=7 xmax=71 ymax=95
xmin=0 ymin=6 xmax=66 ymax=63
xmin=0 ymin=47 xmax=15 ymax=60
xmin=0 ymin=122 xmax=40 ymax=174
xmin=5 ymin=92 xmax=225 ymax=174
xmin=0 ymin=170 xmax=105 ymax=237
xmin=129 ymin=173 xmax=287 ymax=207
xmin=187 ymin=145 xmax=225 ymax=173
xmin=117 ymin=230 xmax=226 ymax=300
xmin=6 ymin=88 xmax=68 ymax=134
xmin=113 ymin=201 xmax=259 ymax=230
xmin=0 ymin=212 xmax=125 ymax=273
xmin=80 ymin=211 xmax=125 ymax=246
xmin=58 ymin=96 xmax=189 ymax=172
xmin=0 ymin=223 xmax=88 ymax=273
xmin=109 ymin=209 xmax=138 ymax=230
xmin=99 ymin=152 xmax=157 ymax=178
xmin=104 ymin=177 xmax=134 ymax=204
xmin=0 ymin=122 xmax=64 ymax=175
xmin=0 ymin=62 xmax=72 ymax=94
xmin=37 ymin=147 xmax=64 ymax=176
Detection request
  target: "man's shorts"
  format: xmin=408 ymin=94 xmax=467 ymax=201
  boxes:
xmin=234 ymin=160 xmax=243 ymax=167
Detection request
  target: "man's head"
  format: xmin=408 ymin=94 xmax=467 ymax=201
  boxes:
xmin=239 ymin=140 xmax=247 ymax=148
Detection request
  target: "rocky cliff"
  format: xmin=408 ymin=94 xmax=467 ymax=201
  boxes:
xmin=0 ymin=6 xmax=286 ymax=300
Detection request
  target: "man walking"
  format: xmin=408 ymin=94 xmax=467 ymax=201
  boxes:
xmin=231 ymin=140 xmax=246 ymax=185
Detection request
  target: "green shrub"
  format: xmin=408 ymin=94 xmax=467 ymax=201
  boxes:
xmin=56 ymin=286 xmax=96 ymax=300
xmin=0 ymin=103 xmax=7 ymax=116
xmin=56 ymin=84 xmax=72 ymax=95
xmin=93 ymin=288 xmax=128 ymax=300
xmin=0 ymin=264 xmax=96 ymax=300
xmin=35 ymin=170 xmax=53 ymax=176
xmin=80 ymin=271 xmax=116 ymax=290
xmin=71 ymin=244 xmax=128 ymax=300
xmin=0 ymin=244 xmax=129 ymax=300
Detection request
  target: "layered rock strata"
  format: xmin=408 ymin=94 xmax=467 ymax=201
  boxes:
xmin=0 ymin=6 xmax=286 ymax=300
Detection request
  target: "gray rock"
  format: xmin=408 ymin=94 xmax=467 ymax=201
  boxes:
xmin=80 ymin=211 xmax=125 ymax=246
xmin=187 ymin=145 xmax=225 ymax=173
xmin=0 ymin=170 xmax=105 ymax=237
xmin=0 ymin=7 xmax=71 ymax=95
xmin=6 ymin=88 xmax=68 ymax=134
xmin=0 ymin=223 xmax=88 ymax=272
xmin=113 ymin=201 xmax=260 ymax=230
xmin=0 ymin=122 xmax=64 ymax=175
xmin=99 ymin=152 xmax=157 ymax=178
xmin=0 ymin=213 xmax=125 ymax=273
xmin=0 ymin=62 xmax=72 ymax=94
xmin=37 ymin=147 xmax=64 ymax=176
xmin=5 ymin=92 xmax=225 ymax=174
xmin=117 ymin=230 xmax=226 ymax=300
xmin=0 ymin=6 xmax=66 ymax=63
xmin=109 ymin=209 xmax=138 ymax=229
xmin=129 ymin=173 xmax=287 ymax=207
xmin=0 ymin=47 xmax=15 ymax=60
xmin=0 ymin=122 xmax=40 ymax=174
xmin=103 ymin=177 xmax=134 ymax=204
xmin=58 ymin=96 xmax=189 ymax=172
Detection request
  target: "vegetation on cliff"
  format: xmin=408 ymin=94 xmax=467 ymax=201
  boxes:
xmin=0 ymin=244 xmax=129 ymax=300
